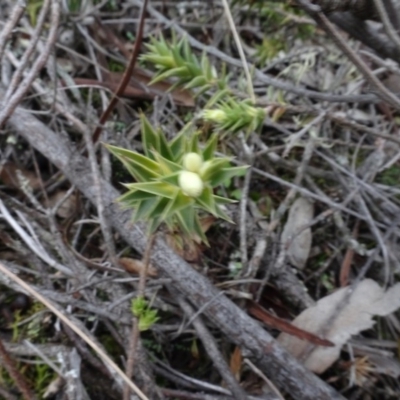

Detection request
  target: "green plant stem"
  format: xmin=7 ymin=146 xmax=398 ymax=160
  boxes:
xmin=0 ymin=337 xmax=37 ymax=400
xmin=123 ymin=234 xmax=156 ymax=400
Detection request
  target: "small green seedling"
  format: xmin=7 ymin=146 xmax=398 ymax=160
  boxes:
xmin=131 ymin=296 xmax=159 ymax=332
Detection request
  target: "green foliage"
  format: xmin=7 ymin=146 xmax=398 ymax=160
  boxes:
xmin=0 ymin=359 xmax=55 ymax=398
xmin=108 ymin=59 xmax=125 ymax=73
xmin=10 ymin=301 xmax=47 ymax=342
xmin=255 ymin=37 xmax=285 ymax=65
xmin=131 ymin=296 xmax=159 ymax=332
xmin=321 ymin=273 xmax=335 ymax=291
xmin=142 ymin=34 xmax=266 ymax=135
xmin=202 ymin=98 xmax=266 ymax=136
xmin=93 ymin=0 xmax=118 ymax=8
xmin=141 ymin=34 xmax=228 ymax=94
xmin=232 ymin=1 xmax=315 ymax=60
xmin=297 ymin=23 xmax=316 ymax=40
xmin=377 ymin=165 xmax=400 ymax=186
xmin=66 ymin=0 xmax=118 ymax=13
xmin=27 ymin=0 xmax=43 ymax=25
xmin=66 ymin=0 xmax=81 ymax=12
xmin=106 ymin=115 xmax=247 ymax=244
xmin=34 ymin=364 xmax=55 ymax=396
xmin=11 ymin=311 xmax=23 ymax=342
xmin=142 ymin=338 xmax=163 ymax=355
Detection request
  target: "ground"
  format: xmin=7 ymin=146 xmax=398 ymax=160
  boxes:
xmin=0 ymin=1 xmax=399 ymax=399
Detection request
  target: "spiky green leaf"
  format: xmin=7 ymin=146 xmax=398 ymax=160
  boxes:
xmin=133 ymin=198 xmax=159 ymax=222
xmin=209 ymin=166 xmax=249 ymax=187
xmin=141 ymin=115 xmax=160 ymax=158
xmin=106 ymin=144 xmax=161 ymax=181
xmin=152 ymin=151 xmax=180 ymax=174
xmin=201 ymin=134 xmax=218 ymax=161
xmin=162 ymin=191 xmax=193 ymax=220
xmin=119 ymin=189 xmax=154 ymax=204
xmin=195 ymin=186 xmax=216 ymax=215
xmin=128 ymin=181 xmax=177 ymax=199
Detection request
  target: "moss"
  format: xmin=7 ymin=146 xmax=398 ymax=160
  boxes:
xmin=377 ymin=165 xmax=400 ymax=186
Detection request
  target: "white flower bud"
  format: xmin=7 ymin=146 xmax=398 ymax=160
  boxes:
xmin=179 ymin=171 xmax=204 ymax=197
xmin=182 ymin=152 xmax=203 ymax=172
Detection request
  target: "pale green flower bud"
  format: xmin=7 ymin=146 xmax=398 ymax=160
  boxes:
xmin=179 ymin=171 xmax=204 ymax=197
xmin=182 ymin=152 xmax=203 ymax=173
xmin=202 ymin=109 xmax=227 ymax=123
xmin=211 ymin=65 xmax=218 ymax=79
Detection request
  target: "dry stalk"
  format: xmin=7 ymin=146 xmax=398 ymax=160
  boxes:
xmin=92 ymin=0 xmax=149 ymax=144
xmin=123 ymin=233 xmax=156 ymax=400
xmin=0 ymin=0 xmax=60 ymax=127
xmin=221 ymin=0 xmax=255 ymax=102
xmin=176 ymin=295 xmax=248 ymax=400
xmin=300 ymin=0 xmax=400 ymax=109
xmin=5 ymin=0 xmax=51 ymax=100
xmin=373 ymin=0 xmax=400 ymax=49
xmin=0 ymin=0 xmax=26 ymax=62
